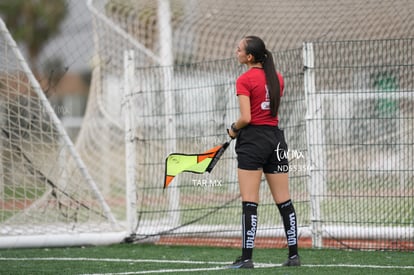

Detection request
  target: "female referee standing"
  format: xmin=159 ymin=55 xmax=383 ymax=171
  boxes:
xmin=227 ymin=36 xmax=300 ymax=268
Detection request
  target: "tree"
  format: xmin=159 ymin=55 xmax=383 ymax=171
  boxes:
xmin=0 ymin=0 xmax=67 ymax=73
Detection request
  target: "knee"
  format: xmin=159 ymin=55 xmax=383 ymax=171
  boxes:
xmin=240 ymin=194 xmax=259 ymax=204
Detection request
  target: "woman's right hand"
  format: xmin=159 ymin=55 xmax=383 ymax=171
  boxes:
xmin=227 ymin=128 xmax=238 ymax=139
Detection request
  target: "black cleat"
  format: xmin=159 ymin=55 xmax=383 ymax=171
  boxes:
xmin=282 ymin=255 xmax=301 ymax=266
xmin=226 ymin=256 xmax=254 ymax=269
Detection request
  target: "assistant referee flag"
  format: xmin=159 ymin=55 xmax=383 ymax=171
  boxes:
xmin=164 ymin=141 xmax=230 ymax=188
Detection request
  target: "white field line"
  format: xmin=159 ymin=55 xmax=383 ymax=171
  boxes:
xmin=303 ymin=264 xmax=414 ymax=269
xmin=1 ymin=257 xmax=414 ymax=275
xmin=0 ymin=257 xmax=228 ymax=266
xmin=81 ymin=267 xmax=228 ymax=275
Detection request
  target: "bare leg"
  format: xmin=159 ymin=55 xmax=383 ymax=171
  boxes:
xmin=238 ymin=168 xmax=262 ymax=203
xmin=265 ymin=173 xmax=290 ymax=204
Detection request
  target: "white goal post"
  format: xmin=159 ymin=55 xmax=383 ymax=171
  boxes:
xmin=0 ymin=18 xmax=126 ymax=248
xmin=1 ymin=0 xmax=412 ymax=250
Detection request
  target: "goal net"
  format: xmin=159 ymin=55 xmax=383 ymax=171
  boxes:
xmin=304 ymin=40 xmax=414 ymax=249
xmin=0 ymin=18 xmax=125 ymax=248
xmin=83 ymin=0 xmax=412 ymax=250
xmin=1 ymin=0 xmax=413 ymax=250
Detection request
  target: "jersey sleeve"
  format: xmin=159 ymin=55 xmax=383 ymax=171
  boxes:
xmin=236 ymin=74 xmax=251 ymax=97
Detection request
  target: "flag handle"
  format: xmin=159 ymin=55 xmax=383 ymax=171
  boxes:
xmin=206 ymin=139 xmax=232 ymax=173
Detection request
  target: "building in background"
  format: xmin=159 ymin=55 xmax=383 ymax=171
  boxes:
xmin=37 ymin=0 xmax=94 ymax=140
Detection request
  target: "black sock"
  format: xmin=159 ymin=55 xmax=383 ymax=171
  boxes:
xmin=277 ymin=200 xmax=298 ymax=258
xmin=241 ymin=201 xmax=258 ymax=260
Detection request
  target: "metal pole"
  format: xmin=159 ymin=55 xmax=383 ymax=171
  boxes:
xmin=303 ymin=42 xmax=326 ymax=248
xmin=158 ymin=0 xmax=180 ymax=226
xmin=123 ymin=50 xmax=138 ymax=235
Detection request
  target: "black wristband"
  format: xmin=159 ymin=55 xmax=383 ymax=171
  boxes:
xmin=231 ymin=122 xmax=240 ymax=133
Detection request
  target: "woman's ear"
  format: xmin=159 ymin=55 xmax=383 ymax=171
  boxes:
xmin=247 ymin=54 xmax=254 ymax=63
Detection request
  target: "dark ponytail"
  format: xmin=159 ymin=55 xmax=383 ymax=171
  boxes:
xmin=263 ymin=49 xmax=280 ymax=117
xmin=244 ymin=36 xmax=280 ymax=117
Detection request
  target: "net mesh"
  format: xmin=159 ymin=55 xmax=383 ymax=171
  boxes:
xmin=0 ymin=19 xmax=118 ymax=237
xmin=309 ymin=39 xmax=414 ymax=249
xmin=0 ymin=0 xmax=413 ymax=250
xmin=102 ymin=0 xmax=414 ymax=63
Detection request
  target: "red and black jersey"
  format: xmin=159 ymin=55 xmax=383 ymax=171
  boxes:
xmin=236 ymin=68 xmax=284 ymax=126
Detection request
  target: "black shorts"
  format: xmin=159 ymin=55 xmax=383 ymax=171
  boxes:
xmin=235 ymin=125 xmax=289 ymax=173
